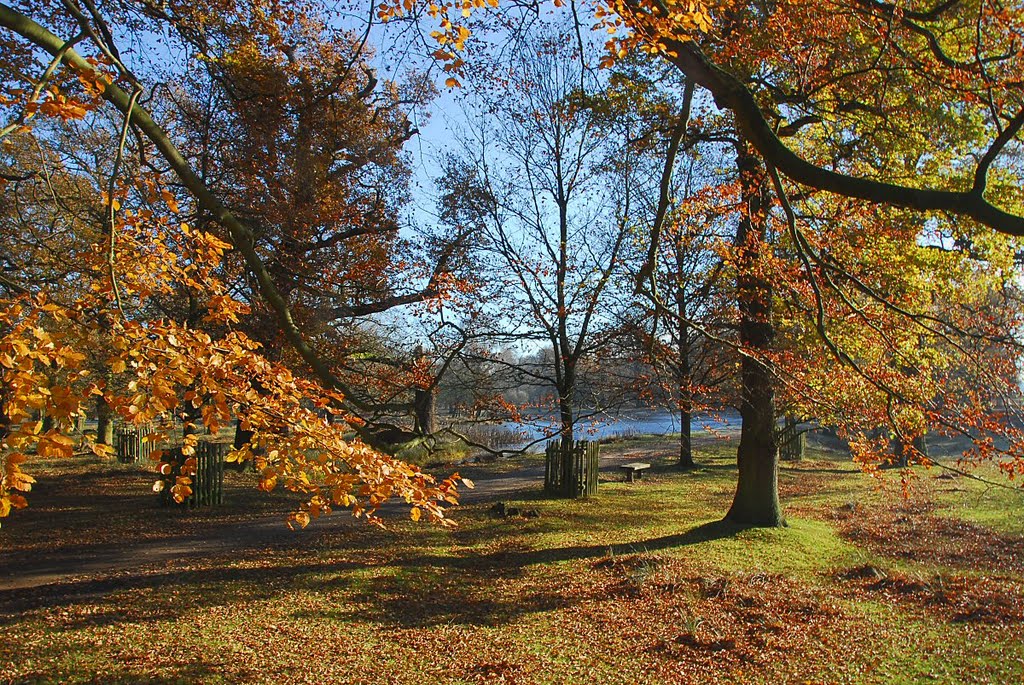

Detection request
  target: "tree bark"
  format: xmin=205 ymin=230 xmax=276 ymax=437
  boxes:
xmin=893 ymin=433 xmax=928 ymax=467
xmin=679 ymin=407 xmax=694 ymax=468
xmin=677 ymin=277 xmax=695 ymax=469
xmin=725 ymin=144 xmax=786 ymax=527
xmin=233 ymin=419 xmax=254 ymax=450
xmin=412 ymin=345 xmax=437 ymax=437
xmin=558 ymin=363 xmax=576 ymax=497
xmin=0 ymin=376 xmax=10 ymax=445
xmin=95 ymin=394 xmax=114 ymax=446
xmin=413 ymin=385 xmax=436 ymax=436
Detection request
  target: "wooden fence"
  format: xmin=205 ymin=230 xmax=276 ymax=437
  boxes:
xmin=544 ymin=438 xmax=599 ymax=498
xmin=116 ymin=424 xmax=156 ymax=464
xmin=159 ymin=440 xmax=230 ymax=508
xmin=190 ymin=440 xmax=230 ymax=507
xmin=777 ymin=417 xmax=805 ymax=462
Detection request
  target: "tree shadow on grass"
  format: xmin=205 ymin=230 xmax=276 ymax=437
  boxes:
xmin=13 ymin=650 xmax=238 ymax=684
xmin=0 ymin=557 xmax=369 ymax=626
xmin=308 ymin=518 xmax=752 ymax=628
xmin=433 ymin=518 xmax=748 ymax=570
xmin=0 ymin=519 xmax=750 ymax=631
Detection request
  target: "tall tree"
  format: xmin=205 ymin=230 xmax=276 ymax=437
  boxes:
xmin=0 ymin=0 xmax=471 ymax=526
xmin=438 ymin=28 xmax=632 ymax=448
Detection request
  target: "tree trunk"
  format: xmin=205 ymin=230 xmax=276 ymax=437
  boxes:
xmin=679 ymin=408 xmax=694 ymax=468
xmin=413 ymin=386 xmax=436 ymax=436
xmin=728 ymin=329 xmax=784 ymax=525
xmin=182 ymin=391 xmax=202 ymax=439
xmin=95 ymin=394 xmax=114 ymax=446
xmin=233 ymin=418 xmax=254 ymax=450
xmin=893 ymin=433 xmax=927 ymax=467
xmin=558 ymin=367 xmax=576 ymax=497
xmin=913 ymin=434 xmax=928 ymax=460
xmin=677 ymin=288 xmax=695 ymax=468
xmin=725 ymin=144 xmax=785 ymax=527
xmin=0 ymin=377 xmax=10 ymax=445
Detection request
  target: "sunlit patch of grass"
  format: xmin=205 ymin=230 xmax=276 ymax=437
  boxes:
xmin=2 ymin=437 xmax=1023 ymax=684
xmin=929 ymin=465 xmax=1024 ymax=536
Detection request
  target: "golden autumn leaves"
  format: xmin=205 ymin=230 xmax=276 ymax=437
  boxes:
xmin=0 ymin=297 xmax=93 ymax=525
xmin=0 ymin=177 xmax=472 ymax=528
xmin=375 ymin=0 xmax=716 ymax=85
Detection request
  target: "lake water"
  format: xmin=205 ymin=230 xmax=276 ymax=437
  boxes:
xmin=493 ymin=410 xmax=740 ymax=448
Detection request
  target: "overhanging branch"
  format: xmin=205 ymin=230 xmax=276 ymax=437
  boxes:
xmin=656 ymin=38 xmax=1024 ymax=236
xmin=0 ymin=3 xmax=375 ymax=411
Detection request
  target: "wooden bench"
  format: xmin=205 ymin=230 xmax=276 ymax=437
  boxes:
xmin=619 ymin=462 xmax=651 ymax=482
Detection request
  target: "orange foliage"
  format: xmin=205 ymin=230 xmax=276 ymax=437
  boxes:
xmin=0 ymin=192 xmax=467 ymax=528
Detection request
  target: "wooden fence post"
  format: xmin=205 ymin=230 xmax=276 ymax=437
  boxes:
xmin=188 ymin=440 xmax=227 ymax=508
xmin=116 ymin=424 xmax=156 ymax=463
xmin=778 ymin=416 xmax=805 ymax=462
xmin=544 ymin=438 xmax=599 ymax=498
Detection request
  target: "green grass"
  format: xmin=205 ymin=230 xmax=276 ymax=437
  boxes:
xmin=1 ymin=437 xmax=1022 ymax=684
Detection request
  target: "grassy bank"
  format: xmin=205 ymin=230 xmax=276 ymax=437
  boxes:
xmin=1 ymin=439 xmax=1022 ymax=684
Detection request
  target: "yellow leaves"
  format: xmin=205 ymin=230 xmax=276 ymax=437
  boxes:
xmin=259 ymin=468 xmax=279 ymax=492
xmin=0 ymin=268 xmax=465 ymax=531
xmin=224 ymin=446 xmax=250 ymax=467
xmin=91 ymin=442 xmax=115 ymax=458
xmin=591 ymin=0 xmax=714 ymax=69
xmin=35 ymin=431 xmax=74 ymax=458
xmin=288 ymin=511 xmax=311 ymax=529
xmin=445 ymin=77 xmax=461 ymax=88
xmin=410 ymin=506 xmax=421 ymax=522
xmin=170 ymin=482 xmax=192 ymax=504
xmin=1 ymin=453 xmax=36 ymax=520
xmin=160 ymin=189 xmax=180 ymax=214
xmin=33 ymin=89 xmax=92 ymax=121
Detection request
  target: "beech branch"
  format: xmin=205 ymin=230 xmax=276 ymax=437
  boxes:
xmin=0 ymin=3 xmax=375 ymax=411
xmin=655 ymin=38 xmax=1024 ymax=236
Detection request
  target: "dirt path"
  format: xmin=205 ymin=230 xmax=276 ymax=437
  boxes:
xmin=0 ymin=442 xmax=682 ymax=593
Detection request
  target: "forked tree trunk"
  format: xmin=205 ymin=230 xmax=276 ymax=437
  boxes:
xmin=725 ymin=144 xmax=786 ymax=527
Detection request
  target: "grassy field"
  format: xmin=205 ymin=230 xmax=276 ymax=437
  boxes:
xmin=1 ymin=435 xmax=1022 ymax=684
